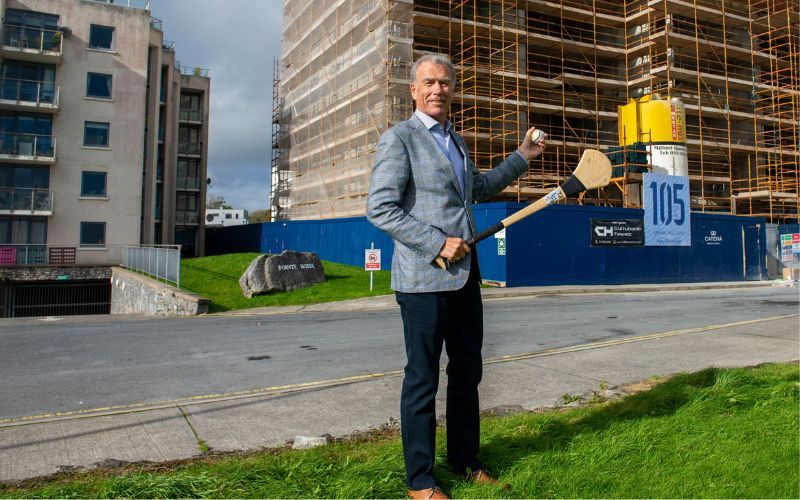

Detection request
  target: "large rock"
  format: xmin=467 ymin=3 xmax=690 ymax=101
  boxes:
xmin=239 ymin=251 xmax=325 ymax=298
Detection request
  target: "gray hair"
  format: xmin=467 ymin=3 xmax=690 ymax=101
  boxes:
xmin=409 ymin=54 xmax=457 ymax=89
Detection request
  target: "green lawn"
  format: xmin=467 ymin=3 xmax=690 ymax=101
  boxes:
xmin=179 ymin=253 xmax=392 ymax=313
xmin=2 ymin=363 xmax=797 ymax=498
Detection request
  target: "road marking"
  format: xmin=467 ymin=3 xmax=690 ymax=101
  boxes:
xmin=1 ymin=313 xmax=796 ymax=427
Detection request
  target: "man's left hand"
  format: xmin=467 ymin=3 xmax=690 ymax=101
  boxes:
xmin=517 ymin=127 xmax=547 ymax=161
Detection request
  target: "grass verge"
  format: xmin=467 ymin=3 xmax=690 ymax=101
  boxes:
xmin=1 ymin=362 xmax=797 ymax=498
xmin=180 ymin=253 xmax=392 ymax=313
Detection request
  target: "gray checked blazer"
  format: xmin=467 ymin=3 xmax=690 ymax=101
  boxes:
xmin=367 ymin=114 xmax=529 ymax=293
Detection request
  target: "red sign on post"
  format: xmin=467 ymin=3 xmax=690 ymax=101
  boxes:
xmin=364 ymin=249 xmax=381 ymax=270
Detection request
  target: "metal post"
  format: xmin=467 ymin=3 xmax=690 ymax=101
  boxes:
xmin=176 ymin=246 xmax=181 ymax=289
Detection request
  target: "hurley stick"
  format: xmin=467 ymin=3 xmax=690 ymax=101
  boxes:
xmin=436 ymin=149 xmax=612 ymax=270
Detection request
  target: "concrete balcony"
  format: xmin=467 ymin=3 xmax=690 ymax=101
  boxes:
xmin=0 ymin=133 xmax=56 ymax=164
xmin=0 ymin=188 xmax=53 ymax=215
xmin=0 ymin=25 xmax=62 ymax=64
xmin=0 ymin=78 xmax=59 ymax=113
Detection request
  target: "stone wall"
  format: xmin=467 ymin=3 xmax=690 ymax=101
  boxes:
xmin=0 ymin=266 xmax=111 ymax=282
xmin=111 ymin=267 xmax=209 ymax=316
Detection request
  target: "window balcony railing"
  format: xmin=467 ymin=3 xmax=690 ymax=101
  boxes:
xmin=176 ymin=210 xmax=199 ymax=225
xmin=179 ymin=108 xmax=202 ymax=122
xmin=87 ymin=0 xmax=152 ymax=10
xmin=0 ymin=133 xmax=56 ymax=159
xmin=2 ymin=24 xmax=63 ymax=53
xmin=177 ymin=142 xmax=202 ymax=155
xmin=0 ymin=188 xmax=53 ymax=213
xmin=0 ymin=244 xmax=47 ymax=265
xmin=176 ymin=176 xmax=200 ymax=190
xmin=0 ymin=78 xmax=59 ymax=107
xmin=149 ymin=16 xmax=163 ymax=31
xmin=174 ymin=62 xmax=209 ymax=77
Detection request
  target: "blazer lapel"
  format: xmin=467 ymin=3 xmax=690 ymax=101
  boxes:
xmin=410 ymin=115 xmax=464 ymax=200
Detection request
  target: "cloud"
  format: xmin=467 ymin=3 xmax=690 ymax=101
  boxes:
xmin=207 ymin=162 xmax=267 ymax=212
xmin=149 ymin=0 xmax=282 ymax=212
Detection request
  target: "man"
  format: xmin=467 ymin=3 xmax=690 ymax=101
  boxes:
xmin=367 ymin=53 xmax=545 ymax=499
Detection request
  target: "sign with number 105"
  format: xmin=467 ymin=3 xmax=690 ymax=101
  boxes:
xmin=643 ymin=173 xmax=691 ymax=246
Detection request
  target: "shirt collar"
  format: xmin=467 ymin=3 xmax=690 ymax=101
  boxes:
xmin=415 ymin=109 xmax=451 ymax=133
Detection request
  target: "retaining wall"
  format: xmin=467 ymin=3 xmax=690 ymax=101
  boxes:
xmin=111 ymin=267 xmax=209 ymax=316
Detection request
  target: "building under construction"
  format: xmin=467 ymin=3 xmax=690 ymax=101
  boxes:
xmin=272 ymin=0 xmax=798 ymax=224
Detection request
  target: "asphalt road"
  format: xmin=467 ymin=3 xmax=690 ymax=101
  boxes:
xmin=0 ymin=286 xmax=797 ymax=419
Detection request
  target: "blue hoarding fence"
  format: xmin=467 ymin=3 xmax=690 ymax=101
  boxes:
xmin=207 ymin=203 xmax=767 ymax=286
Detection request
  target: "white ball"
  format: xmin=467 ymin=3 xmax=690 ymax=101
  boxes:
xmin=529 ymin=128 xmax=545 ymax=144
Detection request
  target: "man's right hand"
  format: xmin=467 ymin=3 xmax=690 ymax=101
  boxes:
xmin=439 ymin=237 xmax=471 ymax=262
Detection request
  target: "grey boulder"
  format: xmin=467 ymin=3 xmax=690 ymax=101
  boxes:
xmin=239 ymin=251 xmax=325 ymax=298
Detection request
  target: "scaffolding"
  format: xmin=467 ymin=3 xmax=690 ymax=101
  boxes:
xmin=276 ymin=0 xmax=799 ymax=223
xmin=278 ymin=0 xmax=413 ymax=219
xmin=735 ymin=0 xmax=799 ymax=222
xmin=270 ymin=58 xmax=291 ymax=220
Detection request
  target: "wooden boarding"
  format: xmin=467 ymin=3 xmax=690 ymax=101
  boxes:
xmin=49 ymin=247 xmax=76 ymax=265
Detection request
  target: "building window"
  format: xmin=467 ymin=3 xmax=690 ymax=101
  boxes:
xmin=176 ymin=192 xmax=198 ymax=211
xmin=225 ymin=213 xmax=232 ymax=219
xmin=1 ymin=61 xmax=56 ymax=103
xmin=84 ymin=121 xmax=109 ymax=147
xmin=178 ymin=126 xmax=202 ymax=155
xmin=0 ymin=113 xmax=53 ymax=133
xmin=177 ymin=158 xmax=199 ymax=189
xmin=180 ymin=93 xmax=202 ymax=121
xmin=80 ymin=171 xmax=106 ymax=197
xmin=80 ymin=221 xmax=105 ymax=247
xmin=0 ymin=165 xmax=49 ymax=188
xmin=89 ymin=25 xmax=115 ymax=50
xmin=0 ymin=216 xmax=47 ymax=244
xmin=86 ymin=73 xmax=112 ymax=99
xmin=3 ymin=9 xmax=59 ymax=52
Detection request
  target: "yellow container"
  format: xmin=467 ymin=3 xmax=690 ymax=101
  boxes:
xmin=617 ymin=93 xmax=688 ymax=176
xmin=617 ymin=93 xmax=686 ymax=146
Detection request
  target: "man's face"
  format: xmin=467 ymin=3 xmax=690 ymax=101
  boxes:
xmin=410 ymin=61 xmax=453 ymax=124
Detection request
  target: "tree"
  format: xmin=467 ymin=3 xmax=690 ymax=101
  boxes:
xmin=249 ymin=209 xmax=272 ymax=223
xmin=206 ymin=195 xmax=232 ymax=209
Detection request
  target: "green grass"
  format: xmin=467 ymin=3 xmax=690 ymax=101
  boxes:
xmin=180 ymin=253 xmax=392 ymax=313
xmin=2 ymin=363 xmax=797 ymax=498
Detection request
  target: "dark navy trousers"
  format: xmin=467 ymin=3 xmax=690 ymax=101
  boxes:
xmin=395 ymin=253 xmax=484 ymax=490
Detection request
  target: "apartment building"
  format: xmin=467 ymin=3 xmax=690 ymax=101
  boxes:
xmin=0 ymin=0 xmax=210 ymax=262
xmin=273 ymin=0 xmax=798 ymax=224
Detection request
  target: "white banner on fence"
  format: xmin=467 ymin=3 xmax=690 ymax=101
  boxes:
xmin=643 ymin=173 xmax=691 ymax=246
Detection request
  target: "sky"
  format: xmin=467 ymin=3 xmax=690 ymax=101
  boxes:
xmin=149 ymin=0 xmax=282 ymax=213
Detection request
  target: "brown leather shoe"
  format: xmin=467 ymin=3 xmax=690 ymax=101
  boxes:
xmin=407 ymin=486 xmax=449 ymax=499
xmin=468 ymin=469 xmax=497 ymax=484
xmin=468 ymin=469 xmax=509 ymax=489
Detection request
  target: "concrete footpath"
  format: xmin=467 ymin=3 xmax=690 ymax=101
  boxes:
xmin=1 ymin=281 xmax=798 ymax=483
